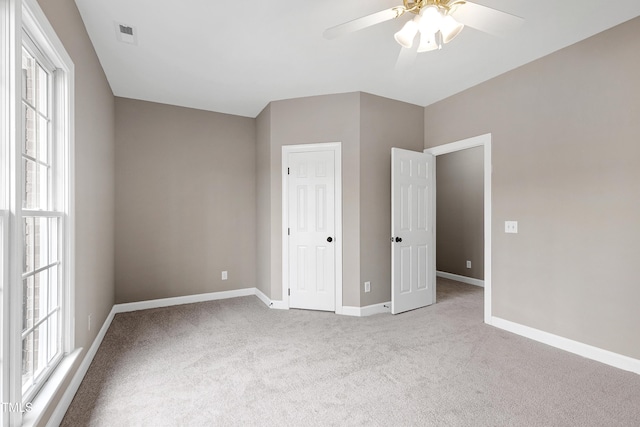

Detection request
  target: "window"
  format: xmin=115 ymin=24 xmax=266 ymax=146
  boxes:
xmin=20 ymin=41 xmax=63 ymax=402
xmin=1 ymin=0 xmax=75 ymax=425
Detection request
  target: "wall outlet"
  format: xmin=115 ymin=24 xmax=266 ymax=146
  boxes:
xmin=221 ymin=271 xmax=228 ymax=280
xmin=364 ymin=281 xmax=371 ymax=293
xmin=88 ymin=314 xmax=92 ymax=331
xmin=466 ymin=260 xmax=472 ymax=269
xmin=505 ymin=221 xmax=518 ymax=234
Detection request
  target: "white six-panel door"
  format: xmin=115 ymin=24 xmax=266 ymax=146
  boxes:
xmin=288 ymin=150 xmax=336 ymax=311
xmin=391 ymin=148 xmax=435 ymax=314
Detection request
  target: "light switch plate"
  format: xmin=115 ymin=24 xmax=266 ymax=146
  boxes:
xmin=505 ymin=221 xmax=518 ymax=234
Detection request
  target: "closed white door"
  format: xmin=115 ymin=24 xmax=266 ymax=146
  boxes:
xmin=288 ymin=150 xmax=336 ymax=311
xmin=391 ymin=148 xmax=435 ymax=314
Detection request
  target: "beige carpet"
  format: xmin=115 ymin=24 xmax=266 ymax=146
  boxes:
xmin=61 ymin=279 xmax=640 ymax=426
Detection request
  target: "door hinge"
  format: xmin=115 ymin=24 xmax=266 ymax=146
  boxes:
xmin=288 ymin=288 xmax=290 ymax=296
xmin=288 ymin=228 xmax=290 ymax=235
xmin=287 ymin=167 xmax=290 ymax=175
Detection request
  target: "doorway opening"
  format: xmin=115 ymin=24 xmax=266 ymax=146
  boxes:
xmin=425 ymin=134 xmax=492 ymax=324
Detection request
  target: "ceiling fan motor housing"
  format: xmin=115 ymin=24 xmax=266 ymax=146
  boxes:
xmin=403 ymin=0 xmax=464 ymax=15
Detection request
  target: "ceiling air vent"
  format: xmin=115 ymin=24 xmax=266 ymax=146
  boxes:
xmin=119 ymin=25 xmax=133 ymax=36
xmin=115 ymin=22 xmax=137 ymax=45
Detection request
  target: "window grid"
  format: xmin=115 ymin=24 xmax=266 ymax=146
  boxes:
xmin=21 ymin=46 xmax=52 ymax=212
xmin=20 ymin=44 xmax=62 ymax=401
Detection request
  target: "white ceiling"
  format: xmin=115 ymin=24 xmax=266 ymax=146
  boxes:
xmin=75 ymin=0 xmax=640 ymax=118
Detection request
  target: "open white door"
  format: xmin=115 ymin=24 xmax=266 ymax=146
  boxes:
xmin=391 ymin=148 xmax=436 ymax=314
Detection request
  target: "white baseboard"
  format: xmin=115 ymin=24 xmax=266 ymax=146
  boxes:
xmin=254 ymin=287 xmax=271 ymax=307
xmin=254 ymin=290 xmax=390 ymax=315
xmin=491 ymin=316 xmax=640 ymax=375
xmin=341 ymin=306 xmax=360 ymax=316
xmin=268 ymin=300 xmax=289 ymax=310
xmin=113 ymin=288 xmax=256 ymax=313
xmin=437 ymin=271 xmax=484 ymax=288
xmin=343 ymin=302 xmax=391 ymax=317
xmin=254 ymin=288 xmax=289 ymax=310
xmin=46 ymin=306 xmax=117 ymax=427
xmin=361 ymin=302 xmax=391 ymax=316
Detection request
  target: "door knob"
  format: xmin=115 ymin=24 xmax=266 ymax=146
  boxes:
xmin=327 ymin=237 xmax=333 ymax=243
xmin=395 ymin=237 xmax=402 ymax=243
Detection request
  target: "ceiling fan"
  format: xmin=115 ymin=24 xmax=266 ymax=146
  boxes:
xmin=323 ymin=0 xmax=523 ymax=53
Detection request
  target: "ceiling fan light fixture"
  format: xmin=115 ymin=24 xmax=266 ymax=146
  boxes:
xmin=417 ymin=30 xmax=437 ymax=53
xmin=394 ymin=18 xmax=419 ymax=48
xmin=418 ymin=6 xmax=443 ymax=34
xmin=440 ymin=15 xmax=464 ymax=43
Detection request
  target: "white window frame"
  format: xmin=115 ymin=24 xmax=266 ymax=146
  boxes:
xmin=1 ymin=1 xmax=18 ymax=426
xmin=20 ymin=35 xmax=63 ymax=404
xmin=2 ymin=0 xmax=74 ymax=426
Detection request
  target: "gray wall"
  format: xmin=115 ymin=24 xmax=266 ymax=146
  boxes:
xmin=435 ymin=147 xmax=484 ymax=280
xmin=267 ymin=93 xmax=361 ymax=306
xmin=424 ymin=17 xmax=640 ymax=359
xmin=255 ymin=104 xmax=272 ymax=298
xmin=257 ymin=92 xmax=424 ymax=307
xmin=36 ymin=0 xmax=115 ymax=423
xmin=360 ymin=93 xmax=424 ymax=306
xmin=114 ymin=98 xmax=256 ymax=303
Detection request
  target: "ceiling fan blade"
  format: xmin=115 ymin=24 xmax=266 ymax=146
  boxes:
xmin=451 ymin=1 xmax=523 ymax=37
xmin=323 ymin=7 xmax=405 ymax=40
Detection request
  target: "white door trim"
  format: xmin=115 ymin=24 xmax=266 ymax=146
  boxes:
xmin=425 ymin=133 xmax=492 ymax=325
xmin=282 ymin=142 xmax=343 ymax=314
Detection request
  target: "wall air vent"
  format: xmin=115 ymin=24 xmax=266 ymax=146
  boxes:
xmin=115 ymin=22 xmax=138 ymax=45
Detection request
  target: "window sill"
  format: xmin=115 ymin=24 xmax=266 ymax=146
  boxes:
xmin=22 ymin=348 xmax=82 ymax=427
